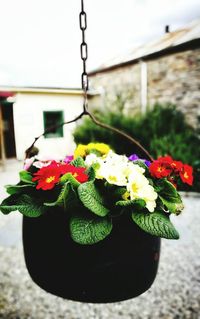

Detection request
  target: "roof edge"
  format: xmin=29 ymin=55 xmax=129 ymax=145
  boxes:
xmin=89 ymin=38 xmax=200 ymax=76
xmin=0 ymin=86 xmax=83 ymax=95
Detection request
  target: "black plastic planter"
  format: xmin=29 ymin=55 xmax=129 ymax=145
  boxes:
xmin=23 ymin=207 xmax=160 ymax=303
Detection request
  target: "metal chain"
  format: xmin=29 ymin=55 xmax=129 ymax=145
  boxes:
xmin=80 ymin=0 xmax=89 ymax=112
xmin=25 ymin=0 xmax=154 ymax=162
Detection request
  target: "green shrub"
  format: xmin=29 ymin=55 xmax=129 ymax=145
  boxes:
xmin=73 ymin=104 xmax=200 ymax=192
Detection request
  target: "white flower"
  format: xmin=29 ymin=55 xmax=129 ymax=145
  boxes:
xmin=125 ymin=162 xmax=145 ymax=178
xmin=104 ymin=151 xmax=129 ymax=168
xmin=100 ymin=166 xmax=128 ymax=186
xmin=127 ymin=171 xmax=157 ymax=212
xmin=98 ymin=151 xmax=130 ymax=185
xmin=85 ymin=151 xmax=156 ymax=203
xmin=85 ymin=153 xmax=100 ymax=167
xmin=129 ymin=163 xmax=145 ymax=174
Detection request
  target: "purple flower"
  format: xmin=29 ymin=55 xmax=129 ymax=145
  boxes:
xmin=63 ymin=155 xmax=74 ymax=164
xmin=128 ymin=154 xmax=139 ymax=161
xmin=144 ymin=160 xmax=151 ymax=167
xmin=129 ymin=154 xmax=151 ymax=167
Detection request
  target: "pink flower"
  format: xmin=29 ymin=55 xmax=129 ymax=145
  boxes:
xmin=33 ymin=160 xmax=53 ymax=169
xmin=23 ymin=157 xmax=35 ymax=171
xmin=63 ymin=155 xmax=74 ymax=164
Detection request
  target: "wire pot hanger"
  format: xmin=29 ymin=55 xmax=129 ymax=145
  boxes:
xmin=26 ymin=0 xmax=153 ymax=162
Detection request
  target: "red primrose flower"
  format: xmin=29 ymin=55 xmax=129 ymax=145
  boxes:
xmin=32 ymin=162 xmax=88 ymax=190
xmin=149 ymin=155 xmax=193 ymax=186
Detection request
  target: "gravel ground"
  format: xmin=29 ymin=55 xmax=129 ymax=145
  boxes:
xmin=0 ymin=161 xmax=200 ymax=319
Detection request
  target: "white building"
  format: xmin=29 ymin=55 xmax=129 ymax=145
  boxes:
xmin=0 ymin=86 xmax=94 ymax=162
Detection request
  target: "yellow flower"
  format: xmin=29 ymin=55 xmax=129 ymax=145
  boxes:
xmin=74 ymin=143 xmax=110 ymax=159
xmin=74 ymin=144 xmax=88 ymax=159
xmin=87 ymin=143 xmax=110 ymax=155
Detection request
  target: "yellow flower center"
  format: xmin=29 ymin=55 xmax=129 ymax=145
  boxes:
xmin=46 ymin=176 xmax=55 ymax=184
xmin=73 ymin=172 xmax=78 ymax=178
xmin=109 ymin=175 xmax=117 ymax=182
xmin=184 ymin=172 xmax=189 ymax=179
xmin=131 ymin=183 xmax=139 ymax=193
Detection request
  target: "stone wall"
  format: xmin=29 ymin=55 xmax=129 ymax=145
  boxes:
xmin=89 ymin=63 xmax=141 ymax=115
xmin=89 ymin=48 xmax=200 ymax=127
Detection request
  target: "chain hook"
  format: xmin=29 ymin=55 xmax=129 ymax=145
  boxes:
xmin=80 ymin=0 xmax=89 ymax=113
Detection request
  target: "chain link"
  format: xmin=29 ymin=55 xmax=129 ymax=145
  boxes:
xmin=80 ymin=0 xmax=89 ymax=111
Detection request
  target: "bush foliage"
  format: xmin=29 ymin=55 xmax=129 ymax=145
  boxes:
xmin=73 ymin=104 xmax=200 ymax=192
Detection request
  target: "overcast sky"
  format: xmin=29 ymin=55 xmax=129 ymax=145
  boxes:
xmin=0 ymin=0 xmax=199 ymax=88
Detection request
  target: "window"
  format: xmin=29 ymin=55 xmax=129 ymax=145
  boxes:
xmin=43 ymin=111 xmax=64 ymax=138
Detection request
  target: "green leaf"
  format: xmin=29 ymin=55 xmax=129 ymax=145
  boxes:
xmin=112 ymin=187 xmax=127 ymax=198
xmin=116 ymin=198 xmax=146 ymax=209
xmin=157 ymin=179 xmax=181 ymax=203
xmin=159 ymin=195 xmax=184 ymax=215
xmin=70 ymin=214 xmax=112 ymax=245
xmin=86 ymin=166 xmax=96 ymax=181
xmin=5 ymin=184 xmax=34 ymax=195
xmin=78 ymin=181 xmax=109 ymax=217
xmin=0 ymin=194 xmax=46 ymax=217
xmin=19 ymin=170 xmax=35 ymax=184
xmin=132 ymin=210 xmax=179 ymax=239
xmin=60 ymin=173 xmax=80 ymax=188
xmin=44 ymin=182 xmax=70 ymax=208
xmin=45 ymin=182 xmax=77 ymax=211
xmin=71 ymin=156 xmax=86 ymax=168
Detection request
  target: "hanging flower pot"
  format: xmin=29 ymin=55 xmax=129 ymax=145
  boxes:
xmin=0 ymin=0 xmax=194 ymax=303
xmin=0 ymin=142 xmax=193 ymax=302
xmin=23 ymin=206 xmax=160 ymax=303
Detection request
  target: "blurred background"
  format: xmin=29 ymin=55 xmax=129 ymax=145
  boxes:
xmin=0 ymin=0 xmax=200 ymax=318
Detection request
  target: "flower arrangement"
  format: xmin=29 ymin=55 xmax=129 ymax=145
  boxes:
xmin=0 ymin=143 xmax=193 ymax=245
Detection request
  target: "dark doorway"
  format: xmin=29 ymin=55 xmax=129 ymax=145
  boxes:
xmin=1 ymin=101 xmax=16 ymax=158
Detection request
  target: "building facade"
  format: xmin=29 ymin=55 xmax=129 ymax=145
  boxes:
xmin=0 ymin=87 xmax=86 ymax=161
xmin=89 ymin=20 xmax=200 ymax=127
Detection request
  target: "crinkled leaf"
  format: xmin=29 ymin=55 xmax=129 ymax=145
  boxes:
xmin=157 ymin=179 xmax=181 ymax=203
xmin=116 ymin=198 xmax=146 ymax=209
xmin=5 ymin=184 xmax=34 ymax=195
xmin=71 ymin=156 xmax=86 ymax=168
xmin=132 ymin=210 xmax=179 ymax=239
xmin=159 ymin=195 xmax=184 ymax=215
xmin=70 ymin=214 xmax=112 ymax=245
xmin=19 ymin=170 xmax=35 ymax=184
xmin=78 ymin=181 xmax=109 ymax=217
xmin=0 ymin=194 xmax=46 ymax=217
xmin=60 ymin=173 xmax=80 ymax=188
